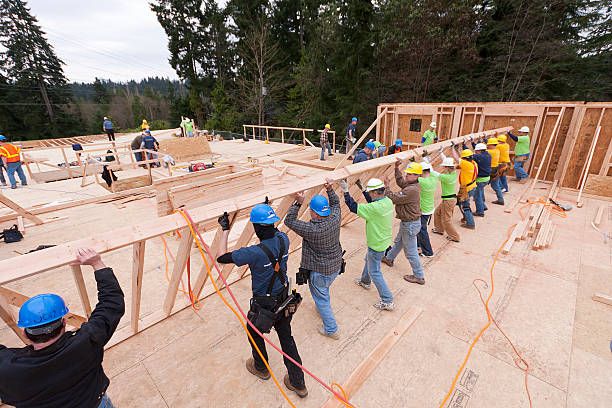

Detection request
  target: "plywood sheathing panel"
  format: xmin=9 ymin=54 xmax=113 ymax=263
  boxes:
xmin=562 ymin=108 xmax=603 ymax=188
xmin=583 ymin=174 xmax=612 ymax=197
xmin=157 ymin=136 xmax=212 ymax=162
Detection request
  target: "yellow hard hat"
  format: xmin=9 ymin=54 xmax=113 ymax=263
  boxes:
xmin=404 ymin=162 xmax=423 ymax=175
xmin=461 ymin=149 xmax=473 ymax=158
xmin=325 ymin=124 xmax=330 ymax=129
xmin=497 ymin=135 xmax=507 ymax=142
xmin=487 ymin=138 xmax=498 ymax=145
xmin=142 ymin=119 xmax=147 ymax=123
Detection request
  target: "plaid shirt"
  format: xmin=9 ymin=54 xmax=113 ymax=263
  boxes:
xmin=320 ymin=128 xmax=329 ymax=145
xmin=285 ymin=189 xmax=343 ymax=275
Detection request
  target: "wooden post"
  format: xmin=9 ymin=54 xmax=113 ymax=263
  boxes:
xmin=0 ymin=291 xmax=30 ymax=344
xmin=252 ymin=125 xmax=255 ymax=140
xmin=112 ymin=141 xmax=121 ymax=165
xmin=163 ymin=229 xmax=194 ymax=315
xmin=71 ymin=265 xmax=92 ymax=317
xmin=60 ymin=147 xmax=74 ymax=179
xmin=332 ymin=131 xmax=336 ymax=153
xmin=302 ymin=129 xmax=306 ymax=146
xmin=281 ymin=129 xmax=284 ymax=143
xmin=266 ymin=127 xmax=269 ymax=142
xmin=131 ymin=241 xmax=146 ymax=333
xmin=576 ymin=126 xmax=601 ymax=205
xmin=243 ymin=125 xmax=247 ymax=140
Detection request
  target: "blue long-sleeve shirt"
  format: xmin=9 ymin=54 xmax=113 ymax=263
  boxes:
xmin=352 ymin=149 xmax=370 ymax=164
xmin=507 ymin=131 xmax=518 ymax=142
xmin=344 ymin=190 xmax=373 ymax=214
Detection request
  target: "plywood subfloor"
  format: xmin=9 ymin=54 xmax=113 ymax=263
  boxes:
xmin=0 ymin=161 xmax=610 ymax=408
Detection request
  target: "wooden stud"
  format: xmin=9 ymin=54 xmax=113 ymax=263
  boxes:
xmin=322 ymin=306 xmax=423 ymax=408
xmin=594 ymin=206 xmax=605 ymax=227
xmin=163 ymin=228 xmax=194 ymax=316
xmin=0 ymin=291 xmax=30 ymax=344
xmin=576 ymin=126 xmax=602 ymax=205
xmin=0 ymin=193 xmax=44 ymax=225
xmin=17 ymin=216 xmax=25 ymax=235
xmin=592 ymin=293 xmax=612 ymax=306
xmin=71 ymin=265 xmax=92 ymax=317
xmin=131 ymin=241 xmax=146 ymax=333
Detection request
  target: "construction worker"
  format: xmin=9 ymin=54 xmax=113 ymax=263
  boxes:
xmin=131 ymin=133 xmax=144 ymax=165
xmin=375 ymin=141 xmax=386 ymax=157
xmin=0 ymin=248 xmax=124 ymax=408
xmin=0 ymin=137 xmax=27 ymax=189
xmin=353 ymin=141 xmax=375 ymax=164
xmin=0 ymin=135 xmax=7 ymax=186
xmin=432 ymin=154 xmax=461 ymax=242
xmin=346 ymin=117 xmax=357 ymax=159
xmin=497 ymin=134 xmax=510 ymax=192
xmin=184 ymin=118 xmax=194 ymax=137
xmin=102 ymin=116 xmax=115 ymax=141
xmin=216 ymin=204 xmax=307 ymax=398
xmin=387 ymin=139 xmax=402 ymax=155
xmin=141 ymin=119 xmax=148 ymax=131
xmin=487 ymin=138 xmax=504 ymax=205
xmin=339 ymin=178 xmax=395 ymax=310
xmin=140 ymin=130 xmax=160 ymax=167
xmin=285 ymin=178 xmax=342 ymax=340
xmin=416 ymin=161 xmax=438 ymax=257
xmin=422 ymin=122 xmax=438 ymax=146
xmin=448 ymin=143 xmax=478 ymax=229
xmin=469 ymin=140 xmax=492 ymax=217
xmin=320 ymin=124 xmax=333 ymax=160
xmin=381 ymin=161 xmax=425 ymax=285
xmin=507 ymin=126 xmax=530 ymax=181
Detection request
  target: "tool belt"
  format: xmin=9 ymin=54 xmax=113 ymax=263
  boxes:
xmin=457 ymin=182 xmax=474 ymax=202
xmin=248 ymin=238 xmax=302 ymax=333
xmin=296 ymin=250 xmax=346 ymax=286
xmin=490 ymin=165 xmax=500 ymax=180
xmin=441 ymin=193 xmax=457 ymax=200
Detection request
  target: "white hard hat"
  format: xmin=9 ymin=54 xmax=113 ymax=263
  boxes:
xmin=103 ymin=117 xmax=108 ymax=120
xmin=475 ymin=143 xmax=487 ymax=151
xmin=442 ymin=157 xmax=455 ymax=167
xmin=430 ymin=122 xmax=437 ymax=128
xmin=519 ymin=126 xmax=530 ymax=133
xmin=366 ymin=178 xmax=385 ymax=191
xmin=420 ymin=161 xmax=432 ymax=171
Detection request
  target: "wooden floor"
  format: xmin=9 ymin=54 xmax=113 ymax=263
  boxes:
xmin=0 ymin=141 xmax=610 ymax=407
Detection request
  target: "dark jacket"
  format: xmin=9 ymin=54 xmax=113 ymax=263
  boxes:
xmin=0 ymin=268 xmax=125 ymax=408
xmin=352 ymin=149 xmax=369 ymax=164
xmin=285 ymin=189 xmax=343 ymax=275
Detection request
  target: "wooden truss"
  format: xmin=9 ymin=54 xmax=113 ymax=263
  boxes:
xmin=0 ymin=127 xmax=511 ymax=347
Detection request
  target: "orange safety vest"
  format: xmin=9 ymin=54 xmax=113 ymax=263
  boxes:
xmin=0 ymin=144 xmax=21 ymax=163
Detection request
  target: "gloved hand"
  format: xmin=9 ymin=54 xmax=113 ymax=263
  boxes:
xmin=422 ymin=151 xmax=429 ymax=157
xmin=218 ymin=211 xmax=230 ymax=231
xmin=355 ymin=178 xmax=364 ymax=191
xmin=338 ymin=179 xmax=349 ymax=193
xmin=450 ymin=140 xmax=455 ymax=147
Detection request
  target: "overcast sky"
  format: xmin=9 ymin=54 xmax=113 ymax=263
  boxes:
xmin=28 ymin=0 xmax=181 ymax=83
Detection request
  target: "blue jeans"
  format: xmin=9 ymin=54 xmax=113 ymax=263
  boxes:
xmin=187 ymin=131 xmax=194 ymax=137
xmin=514 ymin=155 xmax=529 ymax=179
xmin=460 ymin=190 xmax=475 ymax=227
xmin=473 ymin=181 xmax=488 ymax=215
xmin=309 ymin=270 xmax=339 ymax=334
xmin=490 ymin=177 xmax=504 ymax=202
xmin=417 ymin=214 xmax=433 ymax=256
xmin=0 ymin=165 xmax=6 ymax=184
xmin=98 ymin=394 xmax=114 ymax=408
xmin=386 ymin=220 xmax=424 ymax=279
xmin=6 ymin=161 xmax=26 ymax=187
xmin=361 ymin=247 xmax=393 ymax=303
xmin=500 ymin=174 xmax=508 ymax=191
xmin=320 ymin=141 xmax=332 ymax=159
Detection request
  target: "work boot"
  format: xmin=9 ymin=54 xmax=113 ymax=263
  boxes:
xmin=284 ymin=374 xmax=308 ymax=398
xmin=492 ymin=200 xmax=504 ymax=205
xmin=431 ymin=228 xmax=444 ymax=235
xmin=419 ymin=253 xmax=434 ymax=258
xmin=1 ymin=182 xmax=6 ymax=186
xmin=329 ymin=153 xmax=334 ymax=156
xmin=460 ymin=223 xmax=475 ymax=230
xmin=474 ymin=213 xmax=485 ymax=217
xmin=404 ymin=275 xmax=425 ymax=285
xmin=381 ymin=256 xmax=394 ymax=267
xmin=246 ymin=358 xmax=270 ymax=380
xmin=354 ymin=278 xmax=371 ymax=290
xmin=10 ymin=185 xmax=16 ymax=189
xmin=446 ymin=236 xmax=460 ymax=243
xmin=317 ymin=324 xmax=340 ymax=340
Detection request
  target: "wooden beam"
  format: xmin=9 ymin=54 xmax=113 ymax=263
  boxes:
xmin=322 ymin=306 xmax=423 ymax=408
xmin=131 ymin=241 xmax=146 ymax=333
xmin=71 ymin=265 xmax=92 ymax=317
xmin=592 ymin=293 xmax=612 ymax=306
xmin=162 ymin=229 xmax=194 ymax=316
xmin=0 ymin=193 xmax=44 ymax=225
xmin=0 ymin=291 xmax=30 ymax=344
xmin=576 ymin=126 xmax=602 ymax=205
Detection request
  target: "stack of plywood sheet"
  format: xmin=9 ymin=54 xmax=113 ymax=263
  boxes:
xmin=157 ymin=136 xmax=212 ymax=162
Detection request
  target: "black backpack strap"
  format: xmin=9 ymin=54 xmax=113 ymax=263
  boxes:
xmin=258 ymin=236 xmax=286 ymax=295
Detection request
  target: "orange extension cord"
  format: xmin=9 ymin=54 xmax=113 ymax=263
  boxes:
xmin=439 ymin=198 xmax=566 ymax=408
xmin=171 ymin=209 xmax=354 ymax=408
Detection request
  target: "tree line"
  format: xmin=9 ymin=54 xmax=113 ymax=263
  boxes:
xmin=1 ymin=0 xmax=610 ymax=141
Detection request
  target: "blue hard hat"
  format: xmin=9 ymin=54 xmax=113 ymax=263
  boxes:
xmin=309 ymin=194 xmax=330 ymax=216
xmin=250 ymin=204 xmax=280 ymax=224
xmin=365 ymin=141 xmax=376 ymax=150
xmin=18 ymin=294 xmax=69 ymax=328
xmin=145 ymin=130 xmax=151 ymax=134
xmin=395 ymin=139 xmax=402 ymax=147
xmin=352 ymin=117 xmax=357 ymax=122
xmin=0 ymin=135 xmax=6 ymax=141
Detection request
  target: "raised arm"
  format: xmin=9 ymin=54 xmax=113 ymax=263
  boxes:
xmin=284 ymin=191 xmax=317 ymax=240
xmin=507 ymin=131 xmax=518 ymax=142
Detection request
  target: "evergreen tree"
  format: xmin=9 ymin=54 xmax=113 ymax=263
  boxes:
xmin=92 ymin=77 xmax=109 ymax=104
xmin=206 ymin=80 xmax=239 ymax=131
xmin=131 ymin=95 xmax=147 ymax=128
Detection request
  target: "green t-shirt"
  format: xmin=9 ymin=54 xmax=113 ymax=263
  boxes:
xmin=423 ymin=129 xmax=437 ymax=146
xmin=438 ymin=172 xmax=457 ymax=199
xmin=357 ymin=197 xmax=394 ymax=252
xmin=475 ymin=176 xmax=490 ymax=183
xmin=515 ymin=135 xmax=530 ymax=156
xmin=185 ymin=121 xmax=194 ymax=132
xmin=418 ymin=175 xmax=438 ymax=214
